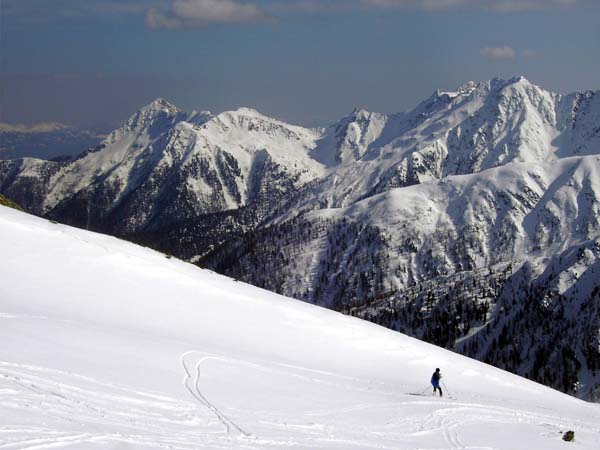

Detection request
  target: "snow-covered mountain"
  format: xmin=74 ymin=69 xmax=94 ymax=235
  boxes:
xmin=0 ymin=99 xmax=325 ymax=256
xmin=2 ymin=204 xmax=600 ymax=449
xmin=1 ymin=76 xmax=599 ymax=400
xmin=207 ymin=155 xmax=600 ymax=399
xmin=293 ymin=76 xmax=600 ymax=208
xmin=1 ymin=77 xmax=598 ymax=250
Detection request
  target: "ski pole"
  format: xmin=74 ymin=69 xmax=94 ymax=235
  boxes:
xmin=441 ymin=380 xmax=451 ymax=397
xmin=419 ymin=385 xmax=431 ymax=395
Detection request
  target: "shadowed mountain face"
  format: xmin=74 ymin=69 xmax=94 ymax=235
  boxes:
xmin=1 ymin=77 xmax=600 ymax=400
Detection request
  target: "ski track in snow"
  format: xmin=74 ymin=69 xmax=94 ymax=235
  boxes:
xmin=0 ymin=361 xmax=228 ymax=449
xmin=2 ymin=355 xmax=597 ymax=449
xmin=180 ymin=351 xmax=251 ymax=438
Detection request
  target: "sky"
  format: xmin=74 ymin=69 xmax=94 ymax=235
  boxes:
xmin=1 ymin=0 xmax=599 ymax=131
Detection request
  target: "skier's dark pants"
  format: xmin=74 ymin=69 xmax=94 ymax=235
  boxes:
xmin=432 ymin=384 xmax=443 ymax=397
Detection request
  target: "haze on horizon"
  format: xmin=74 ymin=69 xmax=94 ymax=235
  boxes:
xmin=1 ymin=0 xmax=599 ymax=132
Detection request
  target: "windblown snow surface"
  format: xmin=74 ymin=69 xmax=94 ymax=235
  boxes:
xmin=1 ymin=205 xmax=599 ymax=450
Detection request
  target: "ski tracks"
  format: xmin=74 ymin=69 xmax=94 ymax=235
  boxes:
xmin=180 ymin=351 xmax=251 ymax=439
xmin=406 ymin=400 xmax=596 ymax=450
xmin=440 ymin=412 xmax=465 ymax=449
xmin=0 ymin=361 xmax=226 ymax=450
xmin=2 ymin=356 xmax=597 ymax=450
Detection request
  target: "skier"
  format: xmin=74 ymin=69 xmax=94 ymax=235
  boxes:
xmin=431 ymin=368 xmax=443 ymax=397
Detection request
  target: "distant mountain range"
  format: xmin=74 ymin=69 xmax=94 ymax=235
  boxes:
xmin=0 ymin=122 xmax=103 ymax=161
xmin=1 ymin=76 xmax=599 ymax=401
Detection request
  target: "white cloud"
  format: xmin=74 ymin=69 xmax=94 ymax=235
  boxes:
xmin=146 ymin=0 xmax=267 ymax=28
xmin=4 ymin=0 xmax=582 ymax=27
xmin=479 ymin=46 xmax=539 ymax=60
xmin=142 ymin=0 xmax=581 ymax=29
xmin=145 ymin=7 xmax=184 ymax=28
xmin=480 ymin=46 xmax=517 ymax=59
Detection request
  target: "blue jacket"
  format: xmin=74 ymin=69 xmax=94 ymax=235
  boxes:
xmin=431 ymin=371 xmax=441 ymax=387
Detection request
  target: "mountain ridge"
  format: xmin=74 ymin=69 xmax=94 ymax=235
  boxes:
xmin=1 ymin=76 xmax=599 ymax=400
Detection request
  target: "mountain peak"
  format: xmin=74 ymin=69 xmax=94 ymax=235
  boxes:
xmin=187 ymin=109 xmax=213 ymax=126
xmin=117 ymin=98 xmax=185 ymax=135
xmin=213 ymin=107 xmax=274 ymax=124
xmin=349 ymin=108 xmax=373 ymax=121
xmin=214 ymin=107 xmax=301 ymax=131
xmin=490 ymin=76 xmax=534 ymax=92
xmin=427 ymin=81 xmax=480 ymax=104
xmin=142 ymin=98 xmax=182 ymax=115
xmin=434 ymin=77 xmax=533 ymax=101
xmin=233 ymin=106 xmax=263 ymax=116
xmin=510 ymin=75 xmax=530 ymax=84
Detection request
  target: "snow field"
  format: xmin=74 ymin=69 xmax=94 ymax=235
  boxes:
xmin=1 ymin=205 xmax=599 ymax=449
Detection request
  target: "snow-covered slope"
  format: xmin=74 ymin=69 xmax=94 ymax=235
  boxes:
xmin=311 ymin=108 xmax=389 ymax=166
xmin=206 ymin=155 xmax=600 ymax=399
xmin=1 ymin=205 xmax=599 ymax=449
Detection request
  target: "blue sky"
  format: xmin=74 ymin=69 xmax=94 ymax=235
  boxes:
xmin=2 ymin=0 xmax=599 ymax=130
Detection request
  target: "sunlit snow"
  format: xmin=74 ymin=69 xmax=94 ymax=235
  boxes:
xmin=1 ymin=205 xmax=599 ymax=449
